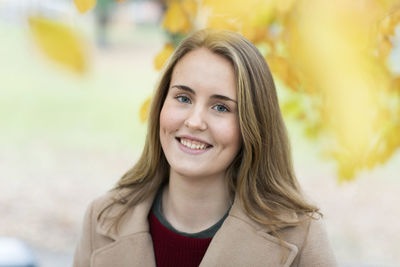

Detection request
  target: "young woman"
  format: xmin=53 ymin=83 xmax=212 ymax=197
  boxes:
xmin=73 ymin=29 xmax=337 ymax=267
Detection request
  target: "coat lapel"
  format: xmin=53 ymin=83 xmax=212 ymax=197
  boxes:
xmin=91 ymin=234 xmax=155 ymax=267
xmin=200 ymin=195 xmax=299 ymax=267
xmin=92 ymin=190 xmax=157 ymax=267
xmin=199 ymin=215 xmax=298 ymax=267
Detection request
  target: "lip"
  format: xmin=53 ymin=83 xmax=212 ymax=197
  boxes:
xmin=175 ymin=135 xmax=213 ymax=155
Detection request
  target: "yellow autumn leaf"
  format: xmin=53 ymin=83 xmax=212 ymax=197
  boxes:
xmin=275 ymin=0 xmax=296 ymax=16
xmin=74 ymin=0 xmax=97 ymax=14
xmin=154 ymin=43 xmax=175 ymax=70
xmin=281 ymin=98 xmax=306 ymax=120
xmin=304 ymin=123 xmax=322 ymax=140
xmin=365 ymin=142 xmax=380 ymax=169
xmin=162 ymin=1 xmax=191 ymax=34
xmin=241 ymin=22 xmax=267 ymax=43
xmin=378 ymin=37 xmax=393 ymax=59
xmin=338 ymin=164 xmax=356 ymax=183
xmin=202 ymin=0 xmax=265 ymax=21
xmin=182 ymin=0 xmax=198 ymax=18
xmin=265 ymin=55 xmax=300 ymax=91
xmin=249 ymin=1 xmax=275 ymax=27
xmin=379 ymin=8 xmax=400 ymax=36
xmin=393 ymin=77 xmax=400 ymax=92
xmin=285 ymin=0 xmax=393 ymax=180
xmin=377 ymin=125 xmax=400 ymax=164
xmin=140 ymin=97 xmax=152 ymax=123
xmin=202 ymin=0 xmax=274 ymax=31
xmin=376 ymin=8 xmax=400 ymax=59
xmin=28 ymin=16 xmax=87 ymax=74
xmin=206 ymin=15 xmax=240 ymax=31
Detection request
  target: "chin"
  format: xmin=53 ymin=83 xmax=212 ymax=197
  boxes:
xmin=170 ymin=165 xmax=217 ymax=180
xmin=174 ymin=168 xmax=208 ymax=179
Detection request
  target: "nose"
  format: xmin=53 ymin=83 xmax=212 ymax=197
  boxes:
xmin=184 ymin=106 xmax=208 ymax=131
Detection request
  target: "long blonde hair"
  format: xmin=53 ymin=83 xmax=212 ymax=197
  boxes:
xmin=101 ymin=29 xmax=319 ymax=232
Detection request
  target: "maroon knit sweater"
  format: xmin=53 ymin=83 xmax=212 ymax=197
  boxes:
xmin=149 ymin=212 xmax=212 ymax=267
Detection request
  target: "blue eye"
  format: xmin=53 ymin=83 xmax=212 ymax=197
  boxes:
xmin=176 ymin=95 xmax=191 ymax=104
xmin=213 ymin=104 xmax=229 ymax=113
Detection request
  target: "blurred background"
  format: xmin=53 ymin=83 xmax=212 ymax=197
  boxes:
xmin=0 ymin=0 xmax=399 ymax=266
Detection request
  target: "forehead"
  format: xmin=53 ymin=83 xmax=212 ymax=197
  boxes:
xmin=170 ymin=48 xmax=237 ymax=98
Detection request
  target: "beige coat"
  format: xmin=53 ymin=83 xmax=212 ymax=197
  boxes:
xmin=73 ymin=189 xmax=337 ymax=267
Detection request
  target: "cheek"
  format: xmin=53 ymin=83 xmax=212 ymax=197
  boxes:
xmin=214 ymin=118 xmax=241 ymax=149
xmin=159 ymin=106 xmax=171 ymax=136
xmin=159 ymin=106 xmax=172 ymax=152
xmin=229 ymin=126 xmax=242 ymax=151
xmin=159 ymin=103 xmax=181 ymax=134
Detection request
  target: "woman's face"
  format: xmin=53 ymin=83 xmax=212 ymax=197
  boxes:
xmin=159 ymin=48 xmax=241 ymax=180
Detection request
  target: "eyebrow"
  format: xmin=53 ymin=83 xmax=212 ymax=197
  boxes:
xmin=171 ymin=85 xmax=237 ymax=104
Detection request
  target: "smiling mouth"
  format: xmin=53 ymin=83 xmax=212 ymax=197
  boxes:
xmin=176 ymin=137 xmax=213 ymax=150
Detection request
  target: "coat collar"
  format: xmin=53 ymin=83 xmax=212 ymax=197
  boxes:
xmin=93 ymin=189 xmax=299 ymax=267
xmin=95 ymin=188 xmax=156 ymax=239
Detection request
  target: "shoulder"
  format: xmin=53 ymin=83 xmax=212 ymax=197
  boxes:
xmin=87 ymin=188 xmax=128 ymax=214
xmin=85 ymin=187 xmax=157 ymax=238
xmin=73 ymin=190 xmax=120 ymax=267
xmin=84 ymin=187 xmax=139 ymax=234
xmin=280 ymin=215 xmax=337 ymax=267
xmin=279 ymin=214 xmax=324 ymax=244
xmin=79 ymin=189 xmax=127 ymax=238
xmin=227 ymin=195 xmax=337 ymax=266
xmin=84 ymin=187 xmax=138 ymax=224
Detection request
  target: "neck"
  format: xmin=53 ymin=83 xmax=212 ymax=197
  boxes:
xmin=162 ymin=170 xmax=232 ymax=234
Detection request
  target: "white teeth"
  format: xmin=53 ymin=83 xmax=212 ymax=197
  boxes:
xmin=179 ymin=138 xmax=209 ymax=150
